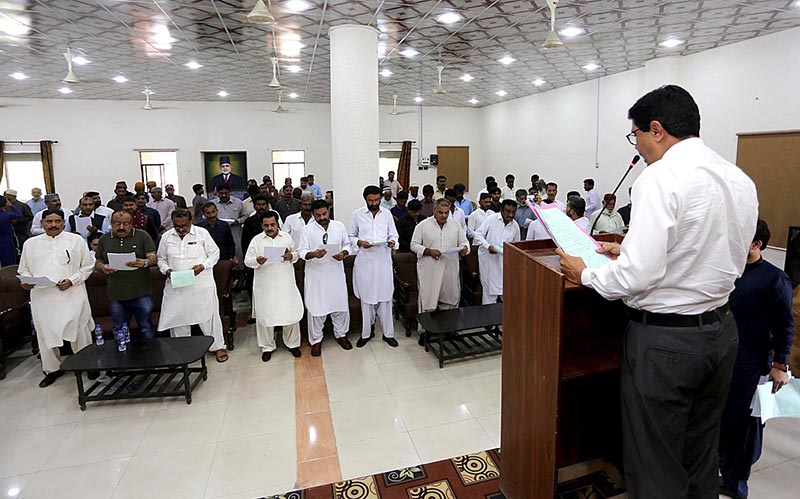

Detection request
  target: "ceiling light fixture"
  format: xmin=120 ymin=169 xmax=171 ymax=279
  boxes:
xmin=542 ymin=0 xmax=565 ymax=49
xmin=496 ymin=90 xmax=507 ymax=97
xmin=498 ymin=55 xmax=516 ymax=65
xmin=468 ymin=98 xmax=479 ymax=105
xmin=286 ymin=65 xmax=302 ymax=73
xmin=72 ymin=56 xmax=90 ymax=65
xmin=10 ymin=72 xmax=28 ymax=80
xmin=380 ymin=68 xmax=393 ymax=77
xmin=659 ymin=38 xmax=685 ymax=48
xmin=58 ymin=87 xmax=72 ymax=94
xmin=0 ymin=17 xmax=30 ymax=37
xmin=582 ymin=62 xmax=600 ymax=71
xmin=414 ymin=96 xmax=423 ymax=103
xmin=247 ymin=0 xmax=277 ymax=24
xmin=533 ymin=78 xmax=546 ymax=86
xmin=460 ymin=73 xmax=474 ymax=82
xmin=288 ymin=92 xmax=298 ymax=99
xmin=285 ymin=0 xmax=312 ymax=12
xmin=559 ymin=26 xmax=583 ymax=38
xmin=436 ymin=12 xmax=461 ymax=25
xmin=112 ymin=75 xmax=128 ymax=83
xmin=400 ymin=48 xmax=419 ymax=58
xmin=185 ymin=61 xmax=202 ymax=69
xmin=217 ymin=90 xmax=229 ymax=97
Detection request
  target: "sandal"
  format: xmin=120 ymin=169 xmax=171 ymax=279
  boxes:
xmin=215 ymin=349 xmax=229 ymax=363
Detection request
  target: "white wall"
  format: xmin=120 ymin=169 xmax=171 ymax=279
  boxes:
xmin=479 ymin=26 xmax=800 ymax=206
xmin=0 ymin=98 xmax=482 ymax=206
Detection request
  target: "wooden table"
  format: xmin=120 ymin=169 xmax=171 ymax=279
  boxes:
xmin=416 ymin=303 xmax=503 ymax=368
xmin=61 ymin=337 xmax=212 ymax=410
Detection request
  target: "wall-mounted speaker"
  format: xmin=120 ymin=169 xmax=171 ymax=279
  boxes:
xmin=430 ymin=154 xmax=439 ymax=166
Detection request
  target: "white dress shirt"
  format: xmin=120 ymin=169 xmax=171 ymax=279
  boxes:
xmin=284 ymin=212 xmax=312 ymax=248
xmin=580 ymin=138 xmax=758 ymax=314
xmin=349 ymin=206 xmax=399 ymax=304
xmin=448 ymin=205 xmax=467 ymax=230
xmin=585 ymin=189 xmax=600 ymax=218
xmin=147 ymin=198 xmax=176 ymax=230
xmin=501 ymin=185 xmax=516 ymax=200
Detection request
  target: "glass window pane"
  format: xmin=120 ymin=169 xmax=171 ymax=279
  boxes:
xmin=1 ymin=160 xmax=46 ymax=200
xmin=272 ymin=150 xmax=305 ymax=163
xmin=139 ymin=151 xmax=180 ymax=193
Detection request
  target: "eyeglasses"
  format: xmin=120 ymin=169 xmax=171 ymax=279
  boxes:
xmin=626 ymin=128 xmax=641 ymax=146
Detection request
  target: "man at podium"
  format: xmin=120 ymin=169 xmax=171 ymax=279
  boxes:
xmin=558 ymin=85 xmax=758 ymax=499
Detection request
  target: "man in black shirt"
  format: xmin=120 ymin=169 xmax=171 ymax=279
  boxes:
xmin=396 ymin=199 xmax=425 ymax=253
xmin=196 ymin=203 xmax=236 ymax=262
xmin=275 ymin=185 xmax=301 ymax=222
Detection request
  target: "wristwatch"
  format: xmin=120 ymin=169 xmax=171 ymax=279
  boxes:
xmin=773 ymin=362 xmax=789 ymax=373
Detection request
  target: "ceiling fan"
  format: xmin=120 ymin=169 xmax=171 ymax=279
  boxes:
xmin=272 ymin=90 xmax=298 ymax=113
xmin=62 ymin=47 xmax=79 ymax=84
xmin=434 ymin=63 xmax=447 ymax=94
xmin=388 ymin=94 xmax=416 ymax=115
xmin=542 ymin=0 xmax=565 ymax=49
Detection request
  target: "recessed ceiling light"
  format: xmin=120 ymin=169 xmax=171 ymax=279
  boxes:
xmin=496 ymin=90 xmax=507 ymax=97
xmin=72 ymin=56 xmax=90 ymax=65
xmin=112 ymin=75 xmax=128 ymax=83
xmin=559 ymin=26 xmax=584 ymax=38
xmin=184 ymin=61 xmax=203 ymax=69
xmin=217 ymin=90 xmax=229 ymax=97
xmin=659 ymin=38 xmax=685 ymax=48
xmin=414 ymin=96 xmax=423 ymax=103
xmin=286 ymin=65 xmax=302 ymax=73
xmin=582 ymin=62 xmax=600 ymax=71
xmin=460 ymin=73 xmax=474 ymax=82
xmin=380 ymin=68 xmax=393 ymax=77
xmin=58 ymin=87 xmax=73 ymax=94
xmin=436 ymin=12 xmax=461 ymax=25
xmin=288 ymin=92 xmax=298 ymax=99
xmin=285 ymin=0 xmax=312 ymax=12
xmin=400 ymin=48 xmax=419 ymax=58
xmin=468 ymin=97 xmax=479 ymax=105
xmin=0 ymin=19 xmax=30 ymax=37
xmin=532 ymin=78 xmax=546 ymax=86
xmin=498 ymin=55 xmax=516 ymax=65
xmin=10 ymin=72 xmax=28 ymax=80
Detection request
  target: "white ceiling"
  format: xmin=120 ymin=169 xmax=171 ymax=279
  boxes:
xmin=1 ymin=0 xmax=799 ymax=107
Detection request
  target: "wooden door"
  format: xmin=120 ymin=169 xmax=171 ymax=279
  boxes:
xmin=436 ymin=146 xmax=469 ymax=192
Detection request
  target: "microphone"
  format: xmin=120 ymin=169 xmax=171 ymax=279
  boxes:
xmin=589 ymin=155 xmax=640 ymax=236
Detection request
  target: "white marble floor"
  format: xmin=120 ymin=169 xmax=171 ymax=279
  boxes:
xmin=0 ymin=322 xmax=798 ymax=498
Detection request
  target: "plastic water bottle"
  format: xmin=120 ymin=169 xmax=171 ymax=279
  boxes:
xmin=116 ymin=329 xmax=127 ymax=352
xmin=122 ymin=323 xmax=130 ymax=344
xmin=94 ymin=324 xmax=104 ymax=346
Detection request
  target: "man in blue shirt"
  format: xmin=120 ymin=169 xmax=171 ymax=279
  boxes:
xmin=453 ymin=183 xmax=474 ymax=217
xmin=719 ymin=219 xmax=794 ymax=499
xmin=306 ymin=174 xmax=323 ymax=199
xmin=26 ymin=187 xmax=46 ymax=215
xmin=513 ymin=189 xmax=534 ymax=239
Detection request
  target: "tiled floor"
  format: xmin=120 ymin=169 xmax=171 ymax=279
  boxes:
xmin=0 ymin=321 xmax=799 ymax=498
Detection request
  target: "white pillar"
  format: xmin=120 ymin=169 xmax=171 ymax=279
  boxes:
xmin=329 ymin=24 xmax=380 ymax=229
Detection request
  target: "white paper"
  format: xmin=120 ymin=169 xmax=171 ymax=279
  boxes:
xmin=368 ymin=240 xmax=388 ymax=247
xmin=108 ymin=252 xmax=137 ymax=271
xmin=74 ymin=216 xmax=92 ymax=236
xmin=319 ymin=243 xmax=340 ymax=258
xmin=263 ymin=246 xmax=286 ymax=262
xmin=492 ymin=245 xmax=504 ymax=255
xmin=441 ymin=247 xmax=463 ymax=254
xmin=530 ymin=201 xmax=610 ymax=269
xmin=751 ymin=376 xmax=800 ymax=422
xmin=18 ymin=275 xmax=57 ymax=287
xmin=218 ymin=218 xmax=236 ymax=224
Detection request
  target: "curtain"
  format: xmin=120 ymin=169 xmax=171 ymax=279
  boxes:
xmin=40 ymin=140 xmax=56 ymax=193
xmin=0 ymin=141 xmax=5 ymax=185
xmin=397 ymin=140 xmax=412 ymax=193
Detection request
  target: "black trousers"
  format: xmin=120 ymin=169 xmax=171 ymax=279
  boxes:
xmin=621 ymin=313 xmax=738 ymax=499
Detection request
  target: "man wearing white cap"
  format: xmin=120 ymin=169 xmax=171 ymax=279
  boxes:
xmin=379 ymin=186 xmax=397 ymax=211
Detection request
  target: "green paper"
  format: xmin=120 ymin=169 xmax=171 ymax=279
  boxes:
xmin=170 ymin=269 xmax=196 ymax=289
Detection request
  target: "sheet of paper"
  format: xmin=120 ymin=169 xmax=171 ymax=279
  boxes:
xmin=492 ymin=245 xmax=504 ymax=255
xmin=263 ymin=246 xmax=286 ymax=262
xmin=751 ymin=377 xmax=800 ymax=422
xmin=170 ymin=269 xmax=196 ymax=289
xmin=320 ymin=243 xmax=340 ymax=257
xmin=18 ymin=275 xmax=57 ymax=287
xmin=108 ymin=252 xmax=137 ymax=271
xmin=218 ymin=218 xmax=236 ymax=224
xmin=368 ymin=240 xmax=388 ymax=247
xmin=442 ymin=247 xmax=463 ymax=254
xmin=74 ymin=216 xmax=92 ymax=235
xmin=529 ymin=201 xmax=610 ymax=269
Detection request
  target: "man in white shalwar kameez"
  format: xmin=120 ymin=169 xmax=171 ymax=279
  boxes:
xmin=18 ymin=209 xmax=95 ymax=387
xmin=244 ymin=210 xmax=304 ymax=362
xmin=411 ymin=199 xmax=469 ymax=345
xmin=349 ymin=185 xmax=400 ymax=348
xmin=474 ymin=200 xmax=521 ymax=304
xmin=156 ymin=209 xmax=228 ymax=362
xmin=284 ymin=194 xmax=314 ymax=248
xmin=467 ymin=193 xmax=492 ymax=241
xmin=299 ymin=200 xmax=353 ymax=356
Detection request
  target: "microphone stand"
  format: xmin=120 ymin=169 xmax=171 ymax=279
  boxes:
xmin=589 ymin=159 xmax=639 ymax=235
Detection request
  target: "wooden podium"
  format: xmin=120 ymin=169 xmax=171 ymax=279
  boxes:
xmin=500 ymin=237 xmax=627 ymax=499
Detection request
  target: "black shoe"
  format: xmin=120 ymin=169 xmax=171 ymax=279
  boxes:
xmin=417 ymin=333 xmax=426 ymax=346
xmin=247 ymin=318 xmax=256 ymax=325
xmin=289 ymin=347 xmax=301 ymax=358
xmin=356 ymin=336 xmax=371 ymax=348
xmin=39 ymin=370 xmax=64 ymax=388
xmin=87 ymin=370 xmax=100 ymax=380
xmin=383 ymin=336 xmax=399 ymax=347
xmin=261 ymin=351 xmax=272 ymax=362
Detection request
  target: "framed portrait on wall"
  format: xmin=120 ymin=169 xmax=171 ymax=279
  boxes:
xmin=203 ymin=151 xmax=248 ymax=192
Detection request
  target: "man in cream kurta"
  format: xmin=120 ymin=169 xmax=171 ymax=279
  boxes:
xmin=467 ymin=193 xmax=492 ymax=241
xmin=157 ymin=209 xmax=228 ymax=361
xmin=18 ymin=209 xmax=94 ymax=387
xmin=299 ymin=200 xmax=353 ymax=356
xmin=411 ymin=199 xmax=470 ymax=345
xmin=473 ymin=200 xmax=521 ymax=304
xmin=284 ymin=194 xmax=314 ymax=248
xmin=244 ymin=210 xmax=304 ymax=362
xmin=349 ymin=185 xmax=400 ymax=348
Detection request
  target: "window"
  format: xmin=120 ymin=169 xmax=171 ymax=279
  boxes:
xmin=272 ymin=150 xmax=305 ymax=187
xmin=0 ymin=146 xmax=46 ymax=199
xmin=138 ymin=150 xmax=179 ymax=192
xmin=379 ymin=149 xmax=401 ymax=184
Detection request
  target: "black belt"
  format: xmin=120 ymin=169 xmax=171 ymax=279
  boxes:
xmin=627 ymin=304 xmax=730 ymax=328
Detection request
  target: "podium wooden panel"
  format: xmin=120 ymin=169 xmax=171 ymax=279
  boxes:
xmin=500 ymin=237 xmax=627 ymax=499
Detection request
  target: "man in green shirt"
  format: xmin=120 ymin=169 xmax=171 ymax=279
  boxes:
xmin=94 ymin=210 xmax=158 ymax=340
